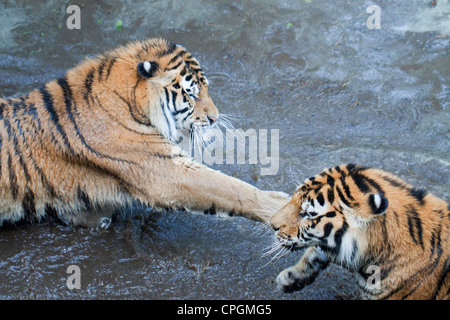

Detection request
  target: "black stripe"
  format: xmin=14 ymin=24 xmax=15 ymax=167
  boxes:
xmin=7 ymin=152 xmax=18 ymax=199
xmin=326 ymin=174 xmax=335 ymax=188
xmin=381 ymin=251 xmax=441 ymax=299
xmin=160 ymin=101 xmax=173 ymax=138
xmin=379 ymin=214 xmax=390 ymax=249
xmin=187 ymin=59 xmax=199 ymax=67
xmin=431 ymin=256 xmax=449 ymax=299
xmin=77 ymin=187 xmax=92 ymax=211
xmin=173 ymin=106 xmax=189 ymax=116
xmin=112 ymin=90 xmax=152 ymax=126
xmin=409 ymin=187 xmax=428 ymax=205
xmin=44 ymin=203 xmax=62 ymax=223
xmin=317 ymin=222 xmax=336 ymax=247
xmin=163 ymin=88 xmax=173 ymax=113
xmin=325 ymin=211 xmax=336 ymax=218
xmin=24 ymin=102 xmax=41 ymax=130
xmin=84 ymin=69 xmax=95 ymax=104
xmin=162 ymin=42 xmax=178 ymax=56
xmin=336 ymin=185 xmax=352 ymax=208
xmin=28 ymin=151 xmax=57 ymax=199
xmin=93 ymin=93 xmax=156 ymax=136
xmin=169 ymin=60 xmax=183 ymax=71
xmin=400 ymin=254 xmax=442 ymax=300
xmin=327 ymin=187 xmax=335 ymax=204
xmin=332 ymin=220 xmax=348 ymax=254
xmin=407 ymin=206 xmax=424 ymax=248
xmin=39 ymin=86 xmax=74 ymax=154
xmin=382 ymin=175 xmax=404 ymax=188
xmin=351 ymin=172 xmax=371 ymax=193
xmin=181 ymin=108 xmax=194 ymax=122
xmin=171 ymin=90 xmax=178 ymax=110
xmin=167 ymin=53 xmax=181 ymax=66
xmin=97 ymin=56 xmax=109 ymax=81
xmin=429 ymin=216 xmax=443 ymax=258
xmin=104 ymin=57 xmax=117 ymax=81
xmin=14 ymin=140 xmax=31 ymax=183
xmin=131 ymin=77 xmax=143 ymax=115
xmin=316 ymin=192 xmax=325 ymax=206
xmin=57 ymin=78 xmax=135 ymax=164
xmin=340 ymin=176 xmax=354 ymax=201
xmin=365 ymin=177 xmax=383 ymax=193
xmin=382 ymin=175 xmax=427 ymax=205
xmin=346 ymin=163 xmax=359 ymax=173
xmin=2 ymin=111 xmax=31 ymax=184
xmin=22 ymin=187 xmax=36 ymax=222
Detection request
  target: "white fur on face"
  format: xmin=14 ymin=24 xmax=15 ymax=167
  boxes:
xmin=180 ymin=75 xmax=199 ymax=99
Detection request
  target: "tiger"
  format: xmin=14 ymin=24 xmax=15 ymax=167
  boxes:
xmin=270 ymin=164 xmax=449 ymax=300
xmin=0 ymin=38 xmax=289 ymax=228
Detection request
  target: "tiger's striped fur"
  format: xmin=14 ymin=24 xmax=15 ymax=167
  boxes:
xmin=271 ymin=164 xmax=449 ymax=300
xmin=0 ymin=38 xmax=289 ymax=227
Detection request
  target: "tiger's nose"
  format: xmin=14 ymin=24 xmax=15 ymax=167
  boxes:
xmin=207 ymin=115 xmax=217 ymax=125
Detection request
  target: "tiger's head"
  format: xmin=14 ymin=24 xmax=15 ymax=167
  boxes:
xmin=100 ymin=38 xmax=220 ymax=142
xmin=270 ymin=164 xmax=389 ymax=266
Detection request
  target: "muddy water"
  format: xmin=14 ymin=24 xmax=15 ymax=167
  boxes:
xmin=0 ymin=0 xmax=449 ymax=299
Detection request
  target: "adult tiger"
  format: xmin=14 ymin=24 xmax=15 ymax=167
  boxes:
xmin=0 ymin=38 xmax=288 ymax=228
xmin=271 ymin=164 xmax=449 ymax=300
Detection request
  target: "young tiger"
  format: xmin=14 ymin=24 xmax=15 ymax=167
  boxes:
xmin=0 ymin=38 xmax=288 ymax=228
xmin=271 ymin=164 xmax=449 ymax=300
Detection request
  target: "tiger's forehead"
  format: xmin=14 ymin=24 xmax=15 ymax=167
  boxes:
xmin=135 ymin=40 xmax=208 ymax=86
xmin=300 ymin=190 xmax=329 ymax=213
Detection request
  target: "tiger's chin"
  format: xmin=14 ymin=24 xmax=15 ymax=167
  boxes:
xmin=286 ymin=243 xmax=304 ymax=251
xmin=275 ymin=236 xmax=308 ymax=251
xmin=286 ymin=242 xmax=312 ymax=251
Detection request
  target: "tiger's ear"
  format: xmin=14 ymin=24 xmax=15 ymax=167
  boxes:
xmin=138 ymin=61 xmax=158 ymax=78
xmin=368 ymin=193 xmax=388 ymax=215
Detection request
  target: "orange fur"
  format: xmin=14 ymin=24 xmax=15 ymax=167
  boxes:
xmin=271 ymin=164 xmax=449 ymax=300
xmin=0 ymin=38 xmax=288 ymax=228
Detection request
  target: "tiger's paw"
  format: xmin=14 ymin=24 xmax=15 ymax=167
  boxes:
xmin=276 ymin=266 xmax=316 ymax=293
xmin=265 ymin=190 xmax=290 ymax=203
xmin=257 ymin=190 xmax=290 ymax=221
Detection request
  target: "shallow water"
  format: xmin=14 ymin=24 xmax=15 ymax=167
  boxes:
xmin=0 ymin=0 xmax=448 ymax=299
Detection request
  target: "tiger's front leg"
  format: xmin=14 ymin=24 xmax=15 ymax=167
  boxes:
xmin=114 ymin=148 xmax=289 ymax=223
xmin=276 ymin=246 xmax=329 ymax=292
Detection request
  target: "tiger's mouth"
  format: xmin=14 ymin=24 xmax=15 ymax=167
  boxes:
xmin=285 ymin=243 xmax=304 ymax=251
xmin=275 ymin=232 xmax=305 ymax=251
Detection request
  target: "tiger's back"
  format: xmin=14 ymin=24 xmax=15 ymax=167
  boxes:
xmin=0 ymin=84 xmax=134 ymax=226
xmin=360 ymin=166 xmax=449 ymax=299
